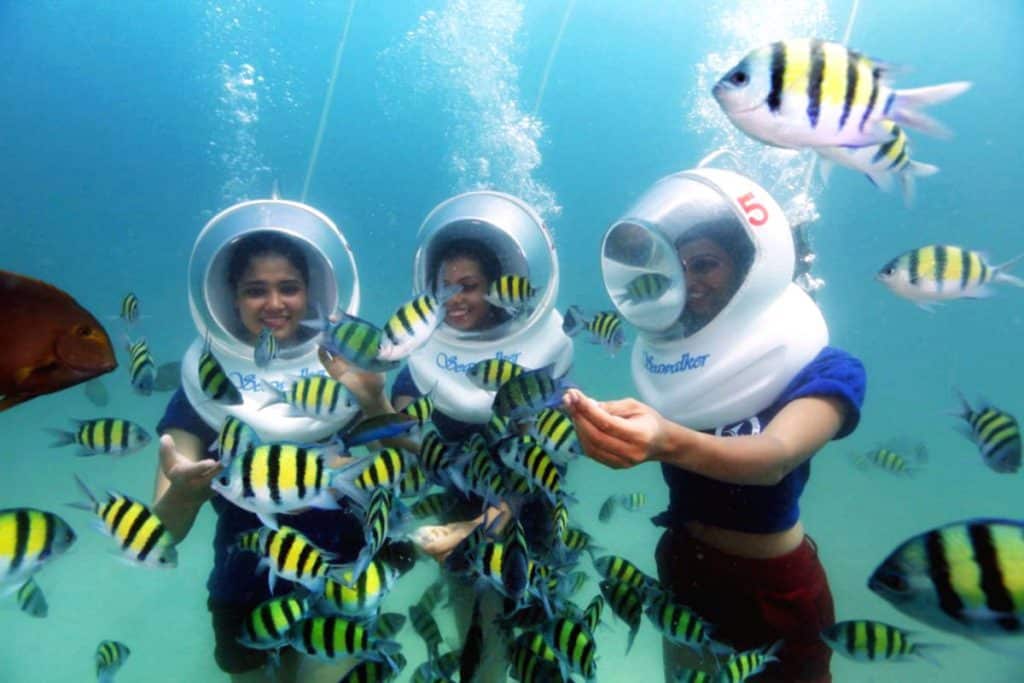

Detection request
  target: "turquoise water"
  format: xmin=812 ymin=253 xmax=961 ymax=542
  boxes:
xmin=2 ymin=1 xmax=1023 ymax=681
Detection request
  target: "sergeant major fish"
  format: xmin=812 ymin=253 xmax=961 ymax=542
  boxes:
xmin=868 ymin=518 xmax=1024 ymax=649
xmin=0 ymin=508 xmax=76 ymax=594
xmin=49 ymin=418 xmax=151 ymax=458
xmin=254 ymin=326 xmax=278 ymax=369
xmin=713 ymin=39 xmax=971 ymax=149
xmin=877 ymin=245 xmax=1024 ymax=309
xmin=950 ymin=391 xmax=1021 ymax=474
xmin=70 ymin=475 xmax=177 ymax=569
xmin=816 ymin=121 xmax=939 ymax=207
xmin=125 ymin=337 xmax=156 ymax=396
xmin=562 ymin=306 xmax=626 ymax=356
xmin=378 ymin=285 xmax=461 ymax=362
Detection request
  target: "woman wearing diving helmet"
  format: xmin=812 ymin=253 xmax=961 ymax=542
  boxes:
xmin=151 ymin=199 xmax=389 ymax=682
xmin=565 ymin=169 xmax=866 ymax=682
xmin=390 ymin=191 xmax=574 ymax=681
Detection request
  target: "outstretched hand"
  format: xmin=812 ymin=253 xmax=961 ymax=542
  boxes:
xmin=318 ymin=346 xmax=388 ymax=413
xmin=159 ymin=434 xmax=221 ymax=501
xmin=562 ymin=388 xmax=668 ymax=469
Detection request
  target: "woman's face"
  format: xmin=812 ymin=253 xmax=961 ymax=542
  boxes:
xmin=677 ymin=237 xmax=738 ymax=324
xmin=440 ymin=256 xmax=493 ymax=331
xmin=234 ymin=254 xmax=308 ymax=341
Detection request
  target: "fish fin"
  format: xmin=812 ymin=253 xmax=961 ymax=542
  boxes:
xmin=913 ymin=642 xmax=950 ymax=668
xmin=256 ymin=512 xmax=279 ymax=531
xmin=817 ymin=156 xmax=834 ymax=185
xmin=891 ymin=81 xmax=972 ymax=139
xmin=992 ymin=252 xmax=1024 ymax=287
xmin=561 ymin=305 xmax=585 ymax=337
xmin=908 ymin=160 xmax=940 ymax=178
xmin=865 ymin=169 xmax=894 ymax=193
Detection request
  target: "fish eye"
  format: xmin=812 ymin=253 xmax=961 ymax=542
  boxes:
xmin=729 ymin=70 xmax=749 ymax=86
xmin=77 ymin=325 xmax=94 ymax=337
xmin=874 ymin=570 xmax=909 ymax=594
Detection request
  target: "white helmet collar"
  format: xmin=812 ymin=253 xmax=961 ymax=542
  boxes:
xmin=182 ymin=199 xmax=361 ymax=441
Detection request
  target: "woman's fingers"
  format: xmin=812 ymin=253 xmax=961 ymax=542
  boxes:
xmin=568 ymin=392 xmax=639 ymax=443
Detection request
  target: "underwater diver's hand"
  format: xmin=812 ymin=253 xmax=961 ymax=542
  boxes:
xmin=318 ymin=346 xmax=390 ymax=415
xmin=159 ymin=434 xmax=221 ymax=501
xmin=562 ymin=389 xmax=668 ymax=469
xmin=410 ymin=518 xmax=485 ymax=564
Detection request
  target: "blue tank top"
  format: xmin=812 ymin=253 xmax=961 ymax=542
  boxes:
xmin=157 ymin=389 xmax=364 ymax=605
xmin=651 ymin=346 xmax=866 ymax=534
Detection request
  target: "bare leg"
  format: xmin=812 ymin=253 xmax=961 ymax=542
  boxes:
xmin=663 ymin=640 xmax=715 ymax=682
xmin=449 ymin=576 xmax=508 ymax=683
xmin=294 ymin=654 xmax=358 ymax=683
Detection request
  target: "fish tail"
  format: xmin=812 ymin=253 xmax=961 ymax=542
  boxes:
xmin=912 ymin=642 xmax=949 ymax=668
xmin=68 ymin=474 xmax=98 ymax=512
xmin=47 ymin=428 xmax=77 ymax=448
xmin=899 ymin=161 xmax=939 ymax=208
xmin=561 ymin=305 xmax=586 ymax=337
xmin=890 ymin=81 xmax=972 ymax=139
xmin=993 ymin=252 xmax=1024 ymax=288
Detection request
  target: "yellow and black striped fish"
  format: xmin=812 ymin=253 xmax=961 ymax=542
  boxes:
xmin=264 ymin=375 xmax=354 ymax=419
xmin=0 ymin=509 xmax=76 ymax=592
xmin=493 ymin=365 xmax=570 ymax=421
xmin=486 ymin=274 xmax=538 ymax=314
xmin=544 ymin=616 xmax=597 ymax=679
xmin=952 ymin=392 xmax=1021 ymax=474
xmin=645 ymin=590 xmax=715 ymax=652
xmin=347 ymin=488 xmax=395 ymax=585
xmin=237 ymin=593 xmax=310 ymax=650
xmin=16 ymin=576 xmax=48 ymax=618
xmin=321 ymin=559 xmax=398 ymax=619
xmin=851 ymin=438 xmax=927 ymax=476
xmin=505 ymin=443 xmax=565 ymax=505
xmin=95 ymin=640 xmax=131 ymax=681
xmin=211 ymin=442 xmax=340 ymax=529
xmin=714 ymin=39 xmax=971 ymax=148
xmin=821 ymin=619 xmax=943 ymax=664
xmin=410 ymin=602 xmax=444 ymax=661
xmin=619 ymin=272 xmax=672 ymax=305
xmin=718 ymin=642 xmax=782 ymax=682
xmin=319 ymin=313 xmax=400 ymax=373
xmin=598 ymin=492 xmax=648 ymax=522
xmin=877 ymin=245 xmax=1024 ymax=307
xmin=528 ymin=408 xmax=581 ymax=457
xmin=198 ymin=342 xmax=243 ymax=405
xmin=288 ymin=615 xmax=376 ymax=661
xmin=70 ymin=475 xmax=176 ymax=569
xmin=869 ymin=518 xmax=1024 ymax=643
xmin=817 ymin=121 xmax=939 ymax=206
xmin=379 ymin=288 xmax=456 ymax=362
xmin=599 ymin=579 xmax=643 ymax=653
xmin=49 ymin=417 xmax=151 ymax=457
xmin=563 ymin=306 xmax=626 ymax=355
xmin=236 ymin=525 xmax=331 ymax=592
xmin=508 ymin=633 xmax=563 ymax=683
xmin=337 ymin=653 xmax=406 ymax=682
xmin=126 ymin=337 xmax=156 ymax=396
xmin=467 ymin=358 xmax=525 ymax=391
xmin=215 ymin=416 xmax=259 ymax=464
xmin=119 ymin=293 xmax=140 ymax=324
xmin=593 ymin=555 xmax=656 ymax=594
xmin=402 ymin=394 xmax=435 ymax=427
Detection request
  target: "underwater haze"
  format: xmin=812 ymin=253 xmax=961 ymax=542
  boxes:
xmin=2 ymin=1 xmax=1023 ymax=681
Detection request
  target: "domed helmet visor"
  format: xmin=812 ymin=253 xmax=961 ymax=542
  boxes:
xmin=190 ymin=200 xmax=359 ymax=361
xmin=413 ymin=191 xmax=557 ymax=344
xmin=602 ymin=175 xmax=755 ymax=339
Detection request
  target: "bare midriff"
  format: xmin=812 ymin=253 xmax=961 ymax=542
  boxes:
xmin=684 ymin=519 xmax=805 ymax=559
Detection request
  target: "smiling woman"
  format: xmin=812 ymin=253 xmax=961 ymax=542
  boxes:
xmin=227 ymin=233 xmax=311 ymax=343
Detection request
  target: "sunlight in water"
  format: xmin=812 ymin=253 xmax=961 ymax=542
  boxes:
xmin=389 ymin=0 xmax=561 ymax=219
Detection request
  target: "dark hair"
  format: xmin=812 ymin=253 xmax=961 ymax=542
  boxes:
xmin=675 ymin=219 xmax=755 ymax=278
xmin=227 ymin=232 xmax=310 ymax=292
xmin=428 ymin=238 xmax=502 ymax=291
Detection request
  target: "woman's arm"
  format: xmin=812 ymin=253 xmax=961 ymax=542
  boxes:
xmin=563 ymin=389 xmax=847 ymax=486
xmin=153 ymin=429 xmax=222 ymax=542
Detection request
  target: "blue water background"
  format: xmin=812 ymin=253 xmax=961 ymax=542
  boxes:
xmin=2 ymin=1 xmax=1023 ymax=680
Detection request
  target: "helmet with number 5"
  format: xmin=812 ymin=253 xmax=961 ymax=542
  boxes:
xmin=601 ymin=168 xmax=828 ymax=430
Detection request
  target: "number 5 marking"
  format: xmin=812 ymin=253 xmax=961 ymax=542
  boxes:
xmin=737 ymin=192 xmax=768 ymax=226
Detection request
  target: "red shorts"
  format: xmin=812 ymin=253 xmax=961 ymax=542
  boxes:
xmin=655 ymin=528 xmax=835 ymax=683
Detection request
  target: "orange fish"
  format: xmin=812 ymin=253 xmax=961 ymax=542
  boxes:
xmin=0 ymin=271 xmax=117 ymax=412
